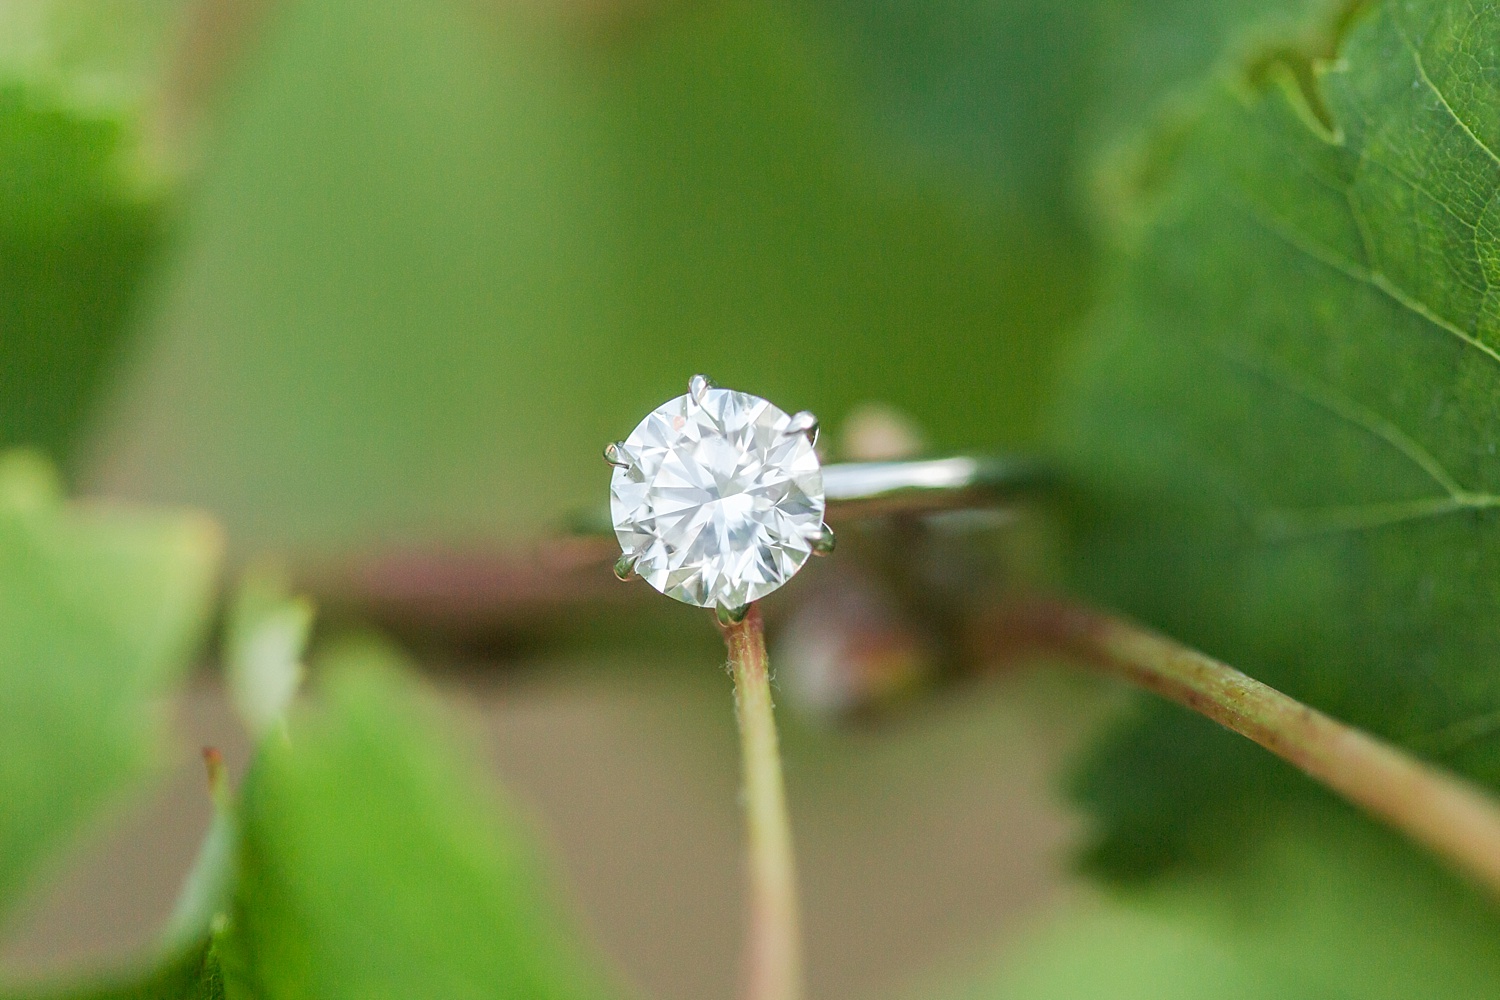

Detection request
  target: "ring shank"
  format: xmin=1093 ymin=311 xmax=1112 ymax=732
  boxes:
xmin=822 ymin=456 xmax=1051 ymax=514
xmin=572 ymin=455 xmax=1051 ymax=536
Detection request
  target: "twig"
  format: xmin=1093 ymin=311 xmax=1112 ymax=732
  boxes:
xmin=302 ymin=538 xmax=1500 ymax=894
xmin=981 ymin=596 xmax=1500 ymax=894
xmin=721 ymin=604 xmax=803 ymax=1000
xmin=300 ymin=537 xmax=634 ymax=642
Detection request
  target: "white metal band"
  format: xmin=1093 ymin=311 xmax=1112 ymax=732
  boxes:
xmin=821 ymin=456 xmax=1049 ymax=508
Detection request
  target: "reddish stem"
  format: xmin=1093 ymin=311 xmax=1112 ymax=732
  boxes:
xmin=981 ymin=597 xmax=1500 ymax=894
xmin=722 ymin=604 xmax=803 ymax=1000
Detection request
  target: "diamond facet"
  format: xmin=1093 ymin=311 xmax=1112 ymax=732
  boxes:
xmin=610 ymin=384 xmax=826 ymax=608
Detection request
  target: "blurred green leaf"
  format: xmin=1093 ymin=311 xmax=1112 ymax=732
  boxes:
xmin=1053 ymin=0 xmax=1500 ymax=874
xmin=806 ymin=0 xmax=1101 ymax=221
xmin=159 ymin=749 xmax=236 ymax=957
xmin=0 ymin=2 xmax=184 ymax=93
xmin=0 ymin=449 xmax=221 ymax=918
xmin=41 ymin=732 xmax=239 ymax=1000
xmin=809 ymin=0 xmax=1345 ymax=223
xmin=951 ymin=810 xmax=1500 ymax=999
xmin=224 ymin=641 xmax=617 ymax=1000
xmin=8 ymin=941 xmax=225 ymax=1000
xmin=5 ymin=570 xmax=232 ymax=1000
xmin=0 ymin=0 xmax=182 ymax=462
xmin=0 ymin=85 xmax=167 ymax=461
xmin=1083 ymin=0 xmax=1349 ymax=218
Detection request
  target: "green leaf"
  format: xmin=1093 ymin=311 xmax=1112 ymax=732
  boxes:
xmin=1052 ymin=0 xmax=1500 ymax=874
xmin=0 ymin=84 xmax=167 ymax=461
xmin=0 ymin=0 xmax=177 ymax=461
xmin=807 ymin=0 xmax=1103 ymax=220
xmin=948 ymin=810 xmax=1500 ymax=999
xmin=0 ymin=450 xmax=221 ymax=916
xmin=0 ymin=2 xmax=186 ymax=91
xmin=8 ymin=940 xmax=226 ymax=1000
xmin=159 ymin=750 xmax=237 ymax=956
xmin=813 ymin=0 xmax=1350 ymax=223
xmin=5 ymin=691 xmax=235 ymax=1000
xmin=1083 ymin=0 xmax=1350 ymax=210
xmin=225 ymin=641 xmax=617 ymax=1000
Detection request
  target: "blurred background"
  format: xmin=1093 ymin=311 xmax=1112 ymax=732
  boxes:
xmin=0 ymin=1 xmax=1116 ymax=995
xmin=15 ymin=0 xmax=1472 ymax=998
xmin=0 ymin=1 xmax=1114 ymax=995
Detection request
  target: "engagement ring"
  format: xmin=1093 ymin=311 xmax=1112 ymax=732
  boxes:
xmin=605 ymin=375 xmax=1048 ymax=623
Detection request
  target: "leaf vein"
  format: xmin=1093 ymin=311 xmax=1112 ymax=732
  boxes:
xmin=1394 ymin=14 xmax=1500 ymax=169
xmin=1236 ymin=194 xmax=1500 ymax=368
xmin=1255 ymin=494 xmax=1500 ymax=541
xmin=1212 ymin=345 xmax=1466 ymax=497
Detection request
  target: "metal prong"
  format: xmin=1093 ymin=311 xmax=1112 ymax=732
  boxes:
xmin=603 ymin=441 xmax=630 ymax=468
xmin=809 ymin=522 xmax=835 ymax=556
xmin=784 ymin=410 xmax=819 ymax=445
xmin=716 ymin=602 xmax=750 ymax=627
xmin=689 ymin=374 xmax=714 ymax=405
xmin=614 ymin=552 xmax=639 ymax=581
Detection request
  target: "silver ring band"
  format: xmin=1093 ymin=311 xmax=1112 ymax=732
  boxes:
xmin=573 ymin=454 xmax=1050 ymax=536
xmin=821 ymin=455 xmax=1051 ymax=510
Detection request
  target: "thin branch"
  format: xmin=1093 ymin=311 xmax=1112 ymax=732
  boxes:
xmin=722 ymin=603 xmax=803 ymax=1000
xmin=981 ymin=596 xmax=1500 ymax=895
xmin=303 ymin=540 xmax=1500 ymax=894
xmin=301 ymin=537 xmax=634 ymax=642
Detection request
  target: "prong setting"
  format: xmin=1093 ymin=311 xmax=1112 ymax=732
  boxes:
xmin=716 ymin=603 xmax=750 ymax=626
xmin=614 ymin=552 xmax=639 ymax=581
xmin=784 ymin=410 xmax=819 ymax=445
xmin=809 ymin=522 xmax=835 ymax=556
xmin=603 ymin=441 xmax=630 ymax=468
xmin=688 ymin=374 xmax=714 ymax=406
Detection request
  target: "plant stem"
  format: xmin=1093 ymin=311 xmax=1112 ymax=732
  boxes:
xmin=722 ymin=603 xmax=803 ymax=1000
xmin=983 ymin=596 xmax=1500 ymax=894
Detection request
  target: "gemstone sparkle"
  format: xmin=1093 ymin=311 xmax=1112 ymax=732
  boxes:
xmin=610 ymin=385 xmax=825 ymax=609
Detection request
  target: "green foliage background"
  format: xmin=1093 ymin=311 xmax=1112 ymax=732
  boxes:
xmin=90 ymin=0 xmax=1091 ymax=554
xmin=5 ymin=0 xmax=1500 ymax=996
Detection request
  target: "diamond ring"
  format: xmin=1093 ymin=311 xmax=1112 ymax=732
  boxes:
xmin=605 ymin=375 xmax=1049 ymax=624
